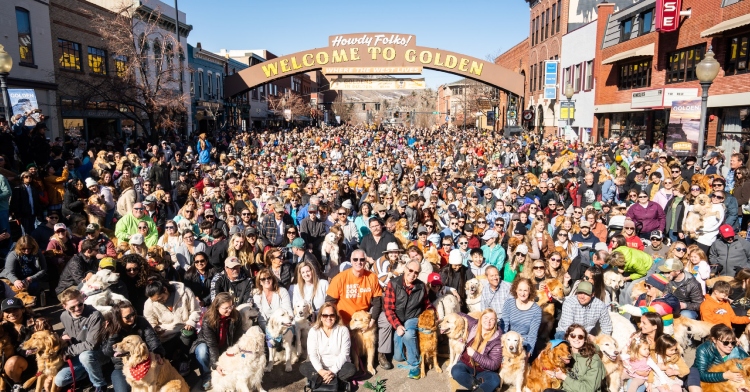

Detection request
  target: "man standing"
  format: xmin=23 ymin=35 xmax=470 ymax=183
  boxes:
xmin=704 ymin=152 xmax=723 ymax=175
xmin=11 ymin=171 xmax=42 ymax=233
xmin=143 ymin=195 xmax=165 ymax=233
xmin=299 ymin=203 xmax=329 ymax=262
xmin=114 ymin=203 xmax=158 ymax=246
xmin=148 ymin=152 xmax=172 ymax=192
xmin=659 ymin=259 xmax=704 ymax=320
xmin=54 ymin=288 xmax=107 ymax=392
xmin=383 ymin=260 xmax=429 ymax=379
xmin=288 ymin=238 xmax=322 ymax=274
xmin=577 ymin=173 xmax=602 ymax=208
xmin=556 ymin=281 xmax=612 ymax=339
xmin=0 ymin=173 xmax=10 ymax=237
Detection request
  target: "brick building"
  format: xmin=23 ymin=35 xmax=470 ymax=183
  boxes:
xmin=494 ymin=39 xmax=529 ymax=131
xmin=592 ymin=0 xmax=750 ymax=156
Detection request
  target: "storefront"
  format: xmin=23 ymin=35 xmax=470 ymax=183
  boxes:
xmin=716 ymin=105 xmax=750 ymax=160
xmin=60 ymin=98 xmax=132 ymax=142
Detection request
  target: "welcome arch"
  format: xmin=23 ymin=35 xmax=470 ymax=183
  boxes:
xmin=224 ymin=33 xmax=525 ymax=98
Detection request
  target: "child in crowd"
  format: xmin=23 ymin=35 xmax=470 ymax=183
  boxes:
xmin=622 ymin=334 xmax=652 ymax=392
xmin=648 ymin=335 xmax=689 ymax=392
xmin=700 ymin=281 xmax=750 ymax=327
xmin=685 ymin=245 xmax=710 ymax=294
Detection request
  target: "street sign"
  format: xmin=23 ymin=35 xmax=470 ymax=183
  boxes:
xmin=560 ymin=101 xmax=576 ymax=120
xmin=656 ymin=0 xmax=682 ymax=32
xmin=432 ymin=111 xmax=439 ymax=114
xmin=544 ymin=86 xmax=557 ymax=100
xmin=544 ymin=61 xmax=558 ymax=86
xmin=522 ymin=110 xmax=534 ymax=122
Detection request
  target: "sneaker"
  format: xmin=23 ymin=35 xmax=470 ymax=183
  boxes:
xmin=408 ymin=367 xmax=420 ymax=380
xmin=378 ymin=353 xmax=393 ymax=370
xmin=178 ymin=361 xmax=191 ymax=376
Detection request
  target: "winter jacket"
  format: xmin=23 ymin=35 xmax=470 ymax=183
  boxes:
xmin=102 ymin=316 xmax=165 ymax=369
xmin=43 ymin=167 xmax=69 ymax=206
xmin=613 ymin=246 xmax=653 ymax=280
xmin=184 ymin=269 xmax=215 ymax=306
xmin=699 ymin=293 xmax=750 ymax=327
xmin=1 ymin=250 xmax=47 ymax=284
xmin=191 ymin=315 xmax=243 ymax=369
xmin=708 ymin=236 xmax=750 ymax=277
xmin=143 ymin=282 xmax=202 ymax=342
xmin=196 ymin=140 xmax=212 ymax=164
xmin=457 ymin=312 xmax=502 ymax=372
xmin=62 ymin=182 xmax=89 ymax=218
xmin=625 ymin=201 xmax=665 ymax=234
xmin=114 ymin=213 xmax=158 ymax=246
xmin=666 ymin=273 xmax=704 ymax=312
xmin=723 ymin=193 xmax=740 ymax=231
xmin=630 ymin=293 xmax=681 ymax=332
xmin=692 ymin=340 xmax=748 ymax=383
xmin=210 ymin=270 xmax=254 ymax=305
xmin=55 ymin=252 xmax=98 ymax=295
xmin=60 ymin=304 xmax=104 ymax=357
xmin=734 ymin=179 xmax=750 ymax=211
xmin=147 ymin=162 xmax=172 ymax=191
xmin=664 ymin=196 xmax=686 ymax=236
xmin=561 ymin=351 xmax=606 ymax=392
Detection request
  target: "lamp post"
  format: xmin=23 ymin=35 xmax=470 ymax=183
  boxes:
xmin=564 ymin=83 xmax=574 ymax=134
xmin=0 ymin=44 xmax=13 ymax=121
xmin=695 ymin=46 xmax=721 ymax=168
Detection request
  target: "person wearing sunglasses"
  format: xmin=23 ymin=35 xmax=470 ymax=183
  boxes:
xmin=299 ymin=302 xmax=357 ymax=389
xmin=555 ymin=280 xmax=612 ymax=340
xmin=545 ymin=324 xmax=606 ymax=392
xmin=687 ymin=323 xmax=748 ymax=391
xmin=210 ymin=256 xmax=255 ymax=306
xmin=115 ymin=202 xmax=158 ymax=246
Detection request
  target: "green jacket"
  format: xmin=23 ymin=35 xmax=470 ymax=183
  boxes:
xmin=692 ymin=340 xmax=748 ymax=383
xmin=562 ymin=351 xmax=605 ymax=392
xmin=114 ymin=213 xmax=158 ymax=246
xmin=614 ymin=246 xmax=653 ymax=280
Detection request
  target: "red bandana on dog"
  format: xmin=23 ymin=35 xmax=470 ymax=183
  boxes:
xmin=130 ymin=356 xmax=151 ymax=381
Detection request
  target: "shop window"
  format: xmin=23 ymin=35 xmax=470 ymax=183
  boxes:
xmin=726 ymin=33 xmax=750 ymax=76
xmin=618 ymin=59 xmax=652 ymax=90
xmin=114 ymin=55 xmax=128 ymax=78
xmin=88 ymin=46 xmax=107 ymax=75
xmin=58 ymin=39 xmax=82 ymax=71
xmin=15 ymin=8 xmax=34 ymax=65
xmin=718 ymin=107 xmax=750 ymax=159
xmin=621 ymin=18 xmax=633 ymax=42
xmin=666 ymin=44 xmax=705 ymax=83
xmin=585 ymin=60 xmax=594 ymax=90
xmin=639 ymin=9 xmax=654 ymax=35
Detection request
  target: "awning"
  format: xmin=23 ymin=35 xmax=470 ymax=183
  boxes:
xmin=601 ymin=43 xmax=655 ymax=65
xmin=701 ymin=14 xmax=750 ymax=37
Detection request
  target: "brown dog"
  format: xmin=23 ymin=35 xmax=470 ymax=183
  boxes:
xmin=702 ymin=357 xmax=750 ymax=392
xmin=417 ymin=308 xmax=441 ymax=378
xmin=523 ymin=341 xmax=572 ymax=392
xmin=349 ymin=310 xmax=377 ymax=375
xmin=438 ymin=312 xmax=468 ymax=373
xmin=536 ymin=279 xmax=565 ymax=342
xmin=113 ymin=335 xmax=189 ymax=392
xmin=21 ymin=330 xmax=65 ymax=392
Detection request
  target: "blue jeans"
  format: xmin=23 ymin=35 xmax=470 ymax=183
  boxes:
xmin=54 ymin=350 xmax=109 ymax=388
xmin=681 ymin=309 xmax=699 ymax=320
xmin=393 ymin=318 xmax=420 ymax=367
xmin=451 ymin=361 xmax=501 ymax=391
xmin=111 ymin=368 xmax=131 ymax=392
xmin=194 ymin=342 xmax=211 ymax=376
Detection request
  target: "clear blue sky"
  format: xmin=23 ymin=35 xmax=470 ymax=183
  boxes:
xmin=178 ymin=0 xmax=530 ymax=88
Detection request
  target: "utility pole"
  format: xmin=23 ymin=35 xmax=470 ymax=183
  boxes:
xmin=463 ymin=82 xmax=466 ymax=130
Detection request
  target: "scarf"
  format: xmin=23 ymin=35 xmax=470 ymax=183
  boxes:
xmin=19 ymin=254 xmax=38 ymax=278
xmin=129 ymin=356 xmax=151 ymax=381
xmin=218 ymin=316 xmax=231 ymax=350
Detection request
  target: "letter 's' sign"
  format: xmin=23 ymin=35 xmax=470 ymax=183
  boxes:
xmin=656 ymin=0 xmax=681 ymax=33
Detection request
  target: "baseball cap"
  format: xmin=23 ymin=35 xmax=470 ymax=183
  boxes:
xmin=1 ymin=298 xmax=24 ymax=312
xmin=719 ymin=224 xmax=735 ymax=238
xmin=417 ymin=225 xmax=428 ymax=234
xmin=245 ymin=227 xmax=258 ymax=236
xmin=448 ymin=204 xmax=458 ymax=214
xmin=54 ymin=223 xmax=67 ymax=232
xmin=481 ymin=230 xmax=498 ymax=241
xmin=204 ymin=209 xmax=215 ymax=216
xmin=229 ymin=226 xmax=242 ymax=236
xmin=129 ymin=233 xmax=144 ymax=245
xmin=99 ymin=257 xmax=116 ymax=270
xmin=143 ymin=195 xmax=156 ymax=205
xmin=576 ymin=281 xmax=593 ymax=296
xmin=463 ymin=223 xmax=474 ymax=232
xmin=85 ymin=223 xmax=100 ymax=233
xmin=224 ymin=257 xmax=241 ymax=269
xmin=308 ymin=204 xmax=319 ymax=213
xmin=427 ymin=273 xmax=442 ymax=286
xmin=649 ymin=230 xmax=663 ymax=240
xmin=513 ymin=225 xmax=527 ymax=236
xmin=288 ymin=237 xmax=305 ymax=249
xmin=658 ymin=258 xmax=684 ymax=273
xmin=273 ymin=203 xmax=285 ymax=213
xmin=398 ymin=200 xmax=407 ymax=208
xmin=579 ymin=221 xmax=591 ymax=228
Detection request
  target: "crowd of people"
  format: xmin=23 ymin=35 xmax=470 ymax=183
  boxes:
xmin=0 ymin=115 xmax=749 ymax=392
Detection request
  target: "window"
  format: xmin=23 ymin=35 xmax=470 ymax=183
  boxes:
xmin=538 ymin=61 xmax=543 ymax=91
xmin=726 ymin=33 xmax=750 ymax=76
xmin=207 ymin=72 xmax=213 ymax=98
xmin=114 ymin=55 xmax=127 ymax=78
xmin=58 ymin=39 xmax=82 ymax=71
xmin=556 ymin=2 xmax=561 ymax=33
xmin=197 ymin=70 xmax=203 ymax=98
xmin=534 ymin=17 xmax=539 ymax=45
xmin=530 ymin=64 xmax=536 ymax=92
xmin=618 ymin=60 xmax=652 ymax=90
xmin=639 ymin=9 xmax=654 ymax=35
xmin=15 ymin=8 xmax=34 ymax=64
xmin=87 ymin=47 xmax=107 ymax=75
xmin=216 ymin=74 xmax=221 ymax=98
xmin=621 ymin=18 xmax=633 ymax=42
xmin=574 ymin=64 xmax=582 ymax=92
xmin=545 ymin=8 xmax=550 ymax=39
xmin=153 ymin=39 xmax=162 ymax=72
xmin=667 ymin=44 xmax=705 ymax=83
xmin=190 ymin=71 xmax=194 ymax=94
xmin=541 ymin=11 xmax=545 ymax=42
xmin=551 ymin=4 xmax=557 ymax=37
xmin=585 ymin=60 xmax=594 ymax=90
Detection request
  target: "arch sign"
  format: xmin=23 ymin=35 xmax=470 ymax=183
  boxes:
xmin=224 ymin=32 xmax=525 ymax=98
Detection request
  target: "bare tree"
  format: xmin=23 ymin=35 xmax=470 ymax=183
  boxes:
xmin=267 ymin=91 xmax=309 ymax=124
xmin=57 ymin=4 xmax=188 ymax=140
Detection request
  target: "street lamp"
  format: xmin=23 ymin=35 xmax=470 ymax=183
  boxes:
xmin=695 ymin=46 xmax=721 ymax=168
xmin=0 ymin=44 xmax=13 ymax=121
xmin=564 ymin=83 xmax=574 ymax=133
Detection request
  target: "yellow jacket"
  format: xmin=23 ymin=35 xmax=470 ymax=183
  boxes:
xmin=43 ymin=167 xmax=69 ymax=206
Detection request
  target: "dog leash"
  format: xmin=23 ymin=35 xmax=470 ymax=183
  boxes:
xmin=66 ymin=358 xmax=76 ymax=392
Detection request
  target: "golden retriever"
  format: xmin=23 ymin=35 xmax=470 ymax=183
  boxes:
xmin=293 ymin=302 xmax=312 ymax=358
xmin=740 ymin=323 xmax=750 ymax=353
xmin=438 ymin=312 xmax=468 ymax=373
xmin=264 ymin=307 xmax=297 ymax=373
xmin=113 ymin=335 xmax=189 ymax=392
xmin=702 ymin=357 xmax=750 ymax=392
xmin=349 ymin=310 xmax=377 ymax=374
xmin=500 ymin=331 xmax=526 ymax=392
xmin=417 ymin=308 xmax=441 ymax=378
xmin=536 ymin=279 xmax=564 ymax=341
xmin=211 ymin=326 xmax=267 ymax=392
xmin=523 ymin=341 xmax=572 ymax=392
xmin=594 ymin=334 xmax=623 ymax=392
xmin=0 ymin=278 xmax=36 ymax=306
xmin=20 ymin=330 xmax=65 ymax=392
xmin=465 ymin=278 xmax=483 ymax=313
xmin=673 ymin=317 xmax=713 ymax=350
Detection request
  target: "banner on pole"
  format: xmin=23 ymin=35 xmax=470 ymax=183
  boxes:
xmin=666 ymin=98 xmax=701 ymax=156
xmin=8 ymin=89 xmax=41 ymax=126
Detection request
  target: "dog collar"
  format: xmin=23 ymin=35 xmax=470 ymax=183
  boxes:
xmin=417 ymin=327 xmax=435 ymax=335
xmin=226 ymin=349 xmax=257 ymax=358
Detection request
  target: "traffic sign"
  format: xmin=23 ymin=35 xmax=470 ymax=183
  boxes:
xmin=522 ymin=110 xmax=534 ymax=122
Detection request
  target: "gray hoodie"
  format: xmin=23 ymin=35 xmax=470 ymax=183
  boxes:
xmin=61 ymin=304 xmax=104 ymax=357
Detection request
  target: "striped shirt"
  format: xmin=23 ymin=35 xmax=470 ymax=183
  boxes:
xmin=500 ymin=298 xmax=542 ymax=353
xmin=556 ymin=296 xmax=613 ymax=336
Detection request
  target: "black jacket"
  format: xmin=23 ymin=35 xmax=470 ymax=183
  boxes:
xmin=192 ymin=316 xmax=244 ymax=369
xmin=207 ymin=239 xmax=229 ymax=270
xmin=666 ymin=273 xmax=704 ymax=312
xmin=62 ymin=182 xmax=89 ymax=218
xmin=56 ymin=252 xmax=98 ymax=295
xmin=210 ymin=271 xmax=254 ymax=305
xmin=10 ymin=184 xmax=43 ymax=220
xmin=184 ymin=269 xmax=215 ymax=306
xmin=102 ymin=316 xmax=165 ymax=369
xmin=148 ymin=161 xmax=172 ymax=191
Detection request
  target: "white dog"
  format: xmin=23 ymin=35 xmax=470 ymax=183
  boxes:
xmin=265 ymin=308 xmax=297 ymax=373
xmin=609 ymin=311 xmax=637 ymax=350
xmin=81 ymin=269 xmax=129 ymax=314
xmin=603 ymin=270 xmax=625 ymax=304
xmin=293 ymin=302 xmax=312 ymax=358
xmin=434 ymin=292 xmax=460 ymax=321
xmin=237 ymin=303 xmax=259 ymax=332
xmin=499 ymin=331 xmax=526 ymax=392
xmin=465 ymin=278 xmax=483 ymax=313
xmin=211 ymin=326 xmax=267 ymax=392
xmin=321 ymin=232 xmax=340 ymax=279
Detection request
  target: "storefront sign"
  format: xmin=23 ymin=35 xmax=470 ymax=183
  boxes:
xmin=631 ymin=88 xmax=663 ymax=109
xmin=656 ymin=0 xmax=682 ymax=33
xmin=544 ymin=61 xmax=558 ymax=86
xmin=662 ymin=88 xmax=698 ymax=106
xmin=666 ymin=98 xmax=701 ymax=156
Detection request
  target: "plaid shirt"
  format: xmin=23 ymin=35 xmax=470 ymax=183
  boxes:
xmin=556 ymin=296 xmax=612 ymax=335
xmin=259 ymin=213 xmax=292 ymax=246
xmin=384 ymin=278 xmax=430 ymax=329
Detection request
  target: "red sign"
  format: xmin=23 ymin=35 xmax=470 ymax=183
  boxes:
xmin=656 ymin=0 xmax=682 ymax=32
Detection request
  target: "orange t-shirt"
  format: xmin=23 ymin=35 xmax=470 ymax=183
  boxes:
xmin=326 ymin=269 xmax=383 ymax=325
